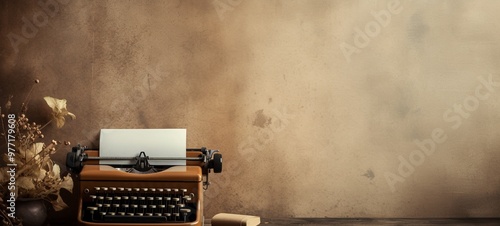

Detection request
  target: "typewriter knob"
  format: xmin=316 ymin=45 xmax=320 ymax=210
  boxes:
xmin=212 ymin=153 xmax=222 ymax=173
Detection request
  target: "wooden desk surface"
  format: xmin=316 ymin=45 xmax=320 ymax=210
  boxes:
xmin=206 ymin=218 xmax=500 ymax=225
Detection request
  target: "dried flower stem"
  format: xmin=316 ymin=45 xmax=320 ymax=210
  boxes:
xmin=21 ymin=81 xmax=38 ymax=113
xmin=40 ymin=119 xmax=53 ymax=130
xmin=0 ymin=107 xmax=7 ymax=145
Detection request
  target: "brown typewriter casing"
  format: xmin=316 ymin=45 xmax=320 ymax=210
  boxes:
xmin=76 ymin=150 xmax=206 ymax=226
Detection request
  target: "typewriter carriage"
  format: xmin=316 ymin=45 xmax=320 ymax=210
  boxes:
xmin=66 ymin=145 xmax=222 ymax=175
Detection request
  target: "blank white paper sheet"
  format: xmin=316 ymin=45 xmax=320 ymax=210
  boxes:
xmin=99 ymin=129 xmax=186 ymax=166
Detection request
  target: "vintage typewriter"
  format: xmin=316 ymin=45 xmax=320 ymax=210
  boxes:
xmin=66 ymin=144 xmax=222 ymax=226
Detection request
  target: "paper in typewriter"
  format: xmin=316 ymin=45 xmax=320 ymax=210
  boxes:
xmin=99 ymin=129 xmax=186 ymax=166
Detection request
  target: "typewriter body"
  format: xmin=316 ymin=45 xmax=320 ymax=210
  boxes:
xmin=67 ymin=145 xmax=222 ymax=226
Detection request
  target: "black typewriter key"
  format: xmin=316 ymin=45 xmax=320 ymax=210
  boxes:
xmin=150 ymin=188 xmax=156 ymax=192
xmin=140 ymin=204 xmax=147 ymax=214
xmin=97 ymin=196 xmax=104 ymax=204
xmin=121 ymin=204 xmax=129 ymax=213
xmin=173 ymin=212 xmax=180 ymax=221
xmin=112 ymin=204 xmax=120 ymax=212
xmin=164 ymin=188 xmax=171 ymax=196
xmin=180 ymin=208 xmax=191 ymax=222
xmin=102 ymin=187 xmax=108 ymax=192
xmin=87 ymin=207 xmax=98 ymax=221
xmin=157 ymin=188 xmax=164 ymax=192
xmin=118 ymin=187 xmax=124 ymax=192
xmin=145 ymin=213 xmax=153 ymax=216
xmin=138 ymin=196 xmax=146 ymax=205
xmin=118 ymin=212 xmax=125 ymax=216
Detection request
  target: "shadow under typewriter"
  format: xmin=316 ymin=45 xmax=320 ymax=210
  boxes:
xmin=67 ymin=145 xmax=222 ymax=226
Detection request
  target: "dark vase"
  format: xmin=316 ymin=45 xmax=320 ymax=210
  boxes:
xmin=16 ymin=198 xmax=47 ymax=226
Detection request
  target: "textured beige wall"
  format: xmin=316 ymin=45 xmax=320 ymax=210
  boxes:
xmin=1 ymin=0 xmax=500 ymax=222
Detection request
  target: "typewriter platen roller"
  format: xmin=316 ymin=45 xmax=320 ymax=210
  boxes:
xmin=66 ymin=145 xmax=222 ymax=226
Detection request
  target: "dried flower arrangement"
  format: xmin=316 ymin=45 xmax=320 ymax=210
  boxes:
xmin=0 ymin=80 xmax=75 ymax=224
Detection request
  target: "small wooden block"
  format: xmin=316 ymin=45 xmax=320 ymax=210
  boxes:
xmin=211 ymin=213 xmax=261 ymax=226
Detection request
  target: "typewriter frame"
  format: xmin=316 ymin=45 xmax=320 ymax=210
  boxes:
xmin=66 ymin=145 xmax=222 ymax=226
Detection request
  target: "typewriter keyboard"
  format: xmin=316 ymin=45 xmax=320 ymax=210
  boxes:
xmin=81 ymin=187 xmax=198 ymax=223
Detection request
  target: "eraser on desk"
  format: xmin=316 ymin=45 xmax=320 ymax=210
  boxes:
xmin=211 ymin=213 xmax=261 ymax=226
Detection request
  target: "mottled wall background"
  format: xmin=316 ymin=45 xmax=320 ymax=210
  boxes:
xmin=1 ymin=0 xmax=500 ymax=223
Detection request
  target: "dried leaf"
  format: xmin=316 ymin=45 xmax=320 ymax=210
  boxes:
xmin=17 ymin=177 xmax=35 ymax=190
xmin=51 ymin=195 xmax=69 ymax=211
xmin=37 ymin=169 xmax=47 ymax=180
xmin=60 ymin=175 xmax=73 ymax=193
xmin=25 ymin=143 xmax=44 ymax=161
xmin=52 ymin=164 xmax=61 ymax=177
xmin=43 ymin=96 xmax=76 ymax=128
